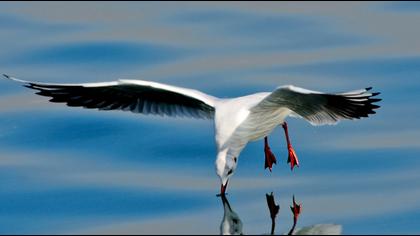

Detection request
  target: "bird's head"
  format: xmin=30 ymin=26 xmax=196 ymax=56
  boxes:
xmin=216 ymin=149 xmax=238 ymax=195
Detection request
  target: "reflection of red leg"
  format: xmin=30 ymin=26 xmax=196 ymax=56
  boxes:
xmin=288 ymin=195 xmax=302 ymax=235
xmin=282 ymin=122 xmax=299 ymax=170
xmin=265 ymin=192 xmax=280 ymax=235
xmin=264 ymin=137 xmax=277 ymax=172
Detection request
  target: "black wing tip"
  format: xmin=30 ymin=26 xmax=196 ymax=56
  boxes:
xmin=366 ymin=88 xmax=382 ymax=107
xmin=365 ymin=87 xmax=382 ymax=98
xmin=372 ymin=92 xmax=380 ymax=96
xmin=365 ymin=87 xmax=382 ymax=96
xmin=3 ymin=74 xmax=10 ymax=79
xmin=366 ymin=90 xmax=382 ymax=116
xmin=369 ymin=98 xmax=382 ymax=102
xmin=335 ymin=87 xmax=382 ymax=119
xmin=369 ymin=90 xmax=382 ymax=104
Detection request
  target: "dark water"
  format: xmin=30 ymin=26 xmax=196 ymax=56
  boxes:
xmin=0 ymin=2 xmax=420 ymax=234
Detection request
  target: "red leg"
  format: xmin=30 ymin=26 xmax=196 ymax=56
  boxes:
xmin=282 ymin=122 xmax=299 ymax=170
xmin=264 ymin=136 xmax=277 ymax=171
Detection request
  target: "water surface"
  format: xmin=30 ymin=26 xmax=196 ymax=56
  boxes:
xmin=1 ymin=2 xmax=420 ymax=234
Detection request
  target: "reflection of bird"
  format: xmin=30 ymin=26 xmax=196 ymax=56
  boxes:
xmin=220 ymin=194 xmax=243 ymax=235
xmin=266 ymin=193 xmax=341 ymax=235
xmin=3 ymin=74 xmax=381 ymax=194
xmin=219 ymin=192 xmax=340 ymax=235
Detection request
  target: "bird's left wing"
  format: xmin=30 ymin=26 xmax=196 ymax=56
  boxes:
xmin=3 ymin=74 xmax=217 ymax=119
xmin=251 ymin=85 xmax=381 ymax=125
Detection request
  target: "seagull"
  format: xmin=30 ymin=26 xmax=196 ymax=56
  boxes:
xmin=2 ymin=74 xmax=381 ymax=194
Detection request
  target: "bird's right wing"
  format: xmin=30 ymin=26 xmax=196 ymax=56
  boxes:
xmin=3 ymin=74 xmax=217 ymax=119
xmin=251 ymin=85 xmax=381 ymax=125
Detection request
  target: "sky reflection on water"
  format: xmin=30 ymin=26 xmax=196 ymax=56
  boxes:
xmin=1 ymin=1 xmax=420 ymax=234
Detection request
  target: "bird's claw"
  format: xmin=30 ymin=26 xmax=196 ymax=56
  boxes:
xmin=287 ymin=144 xmax=299 ymax=170
xmin=264 ymin=139 xmax=277 ymax=171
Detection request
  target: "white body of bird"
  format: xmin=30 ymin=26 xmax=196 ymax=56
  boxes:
xmin=214 ymin=94 xmax=293 ymax=186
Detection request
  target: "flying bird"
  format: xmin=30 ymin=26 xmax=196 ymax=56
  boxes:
xmin=2 ymin=74 xmax=381 ymax=194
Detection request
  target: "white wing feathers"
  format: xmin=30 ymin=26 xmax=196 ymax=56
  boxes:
xmin=253 ymin=85 xmax=381 ymax=125
xmin=3 ymin=74 xmax=217 ymax=119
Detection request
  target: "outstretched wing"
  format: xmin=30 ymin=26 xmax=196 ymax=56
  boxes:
xmin=3 ymin=74 xmax=217 ymax=119
xmin=252 ymin=85 xmax=381 ymax=125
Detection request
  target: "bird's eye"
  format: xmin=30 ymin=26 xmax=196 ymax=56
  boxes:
xmin=227 ymin=169 xmax=233 ymax=175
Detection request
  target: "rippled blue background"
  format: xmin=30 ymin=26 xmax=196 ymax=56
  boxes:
xmin=1 ymin=2 xmax=419 ymax=234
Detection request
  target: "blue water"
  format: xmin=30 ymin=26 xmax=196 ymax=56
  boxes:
xmin=1 ymin=2 xmax=419 ymax=234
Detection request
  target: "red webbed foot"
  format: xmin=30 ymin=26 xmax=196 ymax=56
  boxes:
xmin=287 ymin=144 xmax=299 ymax=170
xmin=282 ymin=122 xmax=299 ymax=171
xmin=264 ymin=137 xmax=277 ymax=172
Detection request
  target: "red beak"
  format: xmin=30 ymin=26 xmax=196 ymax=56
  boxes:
xmin=220 ymin=180 xmax=229 ymax=195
